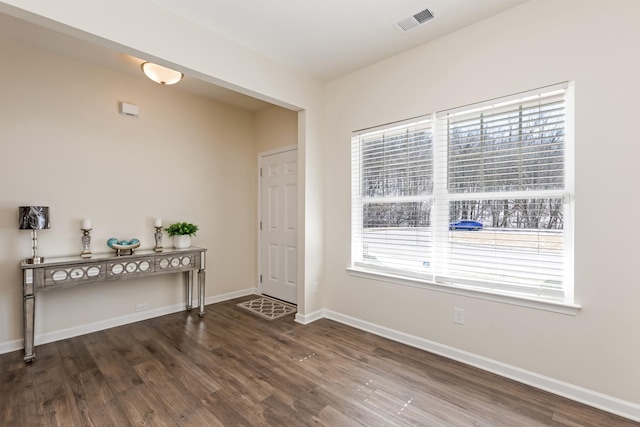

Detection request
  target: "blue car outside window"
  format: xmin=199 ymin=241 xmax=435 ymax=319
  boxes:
xmin=449 ymin=220 xmax=483 ymax=230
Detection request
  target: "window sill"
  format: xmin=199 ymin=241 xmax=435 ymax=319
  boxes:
xmin=346 ymin=267 xmax=581 ymax=315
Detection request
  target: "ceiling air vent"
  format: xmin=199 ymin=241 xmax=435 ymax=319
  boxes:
xmin=396 ymin=7 xmax=435 ymax=32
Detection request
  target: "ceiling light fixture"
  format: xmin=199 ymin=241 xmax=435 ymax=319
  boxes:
xmin=140 ymin=62 xmax=183 ymax=85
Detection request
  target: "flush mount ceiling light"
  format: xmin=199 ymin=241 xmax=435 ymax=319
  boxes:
xmin=140 ymin=62 xmax=183 ymax=85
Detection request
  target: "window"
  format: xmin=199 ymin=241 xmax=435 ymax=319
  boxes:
xmin=351 ymin=83 xmax=574 ymax=305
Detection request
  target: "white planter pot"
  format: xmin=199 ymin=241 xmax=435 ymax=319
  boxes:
xmin=173 ymin=235 xmax=191 ymax=249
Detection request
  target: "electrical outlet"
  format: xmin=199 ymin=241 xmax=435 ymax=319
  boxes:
xmin=312 ymin=281 xmax=319 ymax=293
xmin=453 ymin=307 xmax=465 ymax=325
xmin=135 ymin=302 xmax=149 ymax=312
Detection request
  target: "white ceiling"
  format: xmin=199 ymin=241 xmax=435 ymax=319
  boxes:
xmin=0 ymin=13 xmax=272 ymax=111
xmin=1 ymin=0 xmax=530 ymax=110
xmin=148 ymin=0 xmax=531 ymax=80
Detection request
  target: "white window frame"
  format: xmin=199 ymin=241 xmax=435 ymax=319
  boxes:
xmin=349 ymin=83 xmax=579 ymax=315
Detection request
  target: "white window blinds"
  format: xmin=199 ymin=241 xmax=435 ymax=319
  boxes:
xmin=443 ymin=88 xmax=566 ymax=193
xmin=352 ymin=118 xmax=434 ymax=277
xmin=352 ymin=83 xmax=574 ymax=302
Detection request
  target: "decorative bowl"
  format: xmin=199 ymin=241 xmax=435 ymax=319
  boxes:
xmin=107 ymin=238 xmax=141 ymax=255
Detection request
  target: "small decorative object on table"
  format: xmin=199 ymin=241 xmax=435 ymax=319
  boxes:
xmin=165 ymin=222 xmax=198 ymax=249
xmin=107 ymin=238 xmax=141 ymax=256
xmin=153 ymin=218 xmax=164 ymax=252
xmin=80 ymin=218 xmax=92 ymax=258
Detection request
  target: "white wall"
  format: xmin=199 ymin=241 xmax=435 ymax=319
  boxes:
xmin=0 ymin=37 xmax=259 ymax=345
xmin=255 ymin=106 xmax=298 ymax=154
xmin=323 ymin=0 xmax=640 ymax=411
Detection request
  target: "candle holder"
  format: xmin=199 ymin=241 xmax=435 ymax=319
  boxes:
xmin=154 ymin=226 xmax=164 ymax=252
xmin=81 ymin=229 xmax=92 ymax=258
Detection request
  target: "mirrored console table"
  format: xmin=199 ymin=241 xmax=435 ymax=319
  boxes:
xmin=21 ymin=247 xmax=207 ymax=362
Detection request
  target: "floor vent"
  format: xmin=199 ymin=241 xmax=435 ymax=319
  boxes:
xmin=396 ymin=7 xmax=435 ymax=32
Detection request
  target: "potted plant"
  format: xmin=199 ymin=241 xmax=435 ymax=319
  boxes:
xmin=165 ymin=222 xmax=199 ymax=249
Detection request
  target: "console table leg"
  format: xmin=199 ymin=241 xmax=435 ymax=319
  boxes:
xmin=23 ymin=294 xmax=35 ymax=362
xmin=185 ymin=270 xmax=193 ymax=311
xmin=198 ymin=269 xmax=205 ymax=317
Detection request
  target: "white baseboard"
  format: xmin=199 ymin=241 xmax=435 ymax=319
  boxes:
xmin=0 ymin=287 xmax=258 ymax=356
xmin=0 ymin=338 xmax=23 ymax=355
xmin=204 ymin=288 xmax=257 ymax=306
xmin=319 ymin=309 xmax=640 ymax=423
xmin=295 ymin=309 xmax=325 ymax=324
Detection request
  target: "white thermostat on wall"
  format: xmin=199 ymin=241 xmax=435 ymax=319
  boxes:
xmin=119 ymin=102 xmax=139 ymax=117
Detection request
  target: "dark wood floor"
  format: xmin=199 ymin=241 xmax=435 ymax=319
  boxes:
xmin=0 ymin=296 xmax=637 ymax=426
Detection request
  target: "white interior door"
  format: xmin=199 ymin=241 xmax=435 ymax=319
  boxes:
xmin=260 ymin=148 xmax=297 ymax=304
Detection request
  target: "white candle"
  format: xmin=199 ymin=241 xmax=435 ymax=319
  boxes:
xmin=154 ymin=218 xmax=162 ymax=227
xmin=81 ymin=218 xmax=92 ymax=230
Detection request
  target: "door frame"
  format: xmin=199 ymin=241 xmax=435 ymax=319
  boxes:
xmin=257 ymin=145 xmax=298 ymax=298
